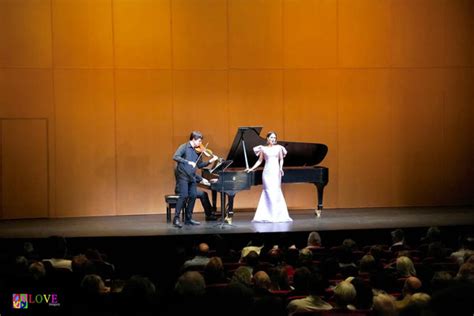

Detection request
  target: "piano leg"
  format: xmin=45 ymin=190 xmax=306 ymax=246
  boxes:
xmin=211 ymin=190 xmax=217 ymax=213
xmin=217 ymin=193 xmax=235 ymax=226
xmin=314 ymin=183 xmax=325 ymax=217
xmin=219 ymin=192 xmax=226 ymax=221
xmin=226 ymin=194 xmax=235 ymax=217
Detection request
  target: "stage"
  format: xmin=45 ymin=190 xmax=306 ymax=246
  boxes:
xmin=1 ymin=206 xmax=472 ymax=239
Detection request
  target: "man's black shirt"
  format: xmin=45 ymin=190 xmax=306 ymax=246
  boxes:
xmin=173 ymin=142 xmax=209 ymax=182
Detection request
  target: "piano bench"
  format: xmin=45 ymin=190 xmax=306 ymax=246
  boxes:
xmin=164 ymin=194 xmax=186 ymax=222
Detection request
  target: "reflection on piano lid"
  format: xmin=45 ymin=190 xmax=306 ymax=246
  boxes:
xmin=210 ymin=159 xmax=233 ymax=173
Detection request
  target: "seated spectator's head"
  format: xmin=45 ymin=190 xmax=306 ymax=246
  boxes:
xmin=359 ymin=254 xmax=376 ymax=272
xmin=254 ymin=270 xmax=271 ymax=290
xmin=175 ymin=271 xmax=205 ymax=296
xmin=342 ymin=238 xmax=357 ymax=250
xmin=231 ymin=266 xmax=252 ymax=286
xmin=307 ymin=231 xmax=322 ymax=247
xmin=197 ymin=243 xmax=209 ymax=257
xmin=243 ymin=250 xmax=260 ymax=267
xmin=29 ymin=261 xmax=46 ymax=280
xmin=81 ymin=274 xmax=109 ymax=295
xmin=349 ymin=277 xmax=374 ymax=310
xmin=268 ymin=266 xmax=290 ymax=291
xmin=399 ymin=293 xmax=431 ymax=316
xmin=333 ymin=280 xmax=356 ymax=308
xmin=15 ymin=256 xmax=28 ymax=270
xmin=373 ymin=293 xmax=397 ymax=316
xmin=204 ymin=256 xmax=224 ymax=284
xmin=299 ymin=247 xmax=313 ymax=263
xmin=293 ymin=266 xmax=311 ymax=292
xmin=403 ymin=276 xmax=422 ymax=295
xmin=396 ymin=256 xmax=416 ymax=277
xmin=267 ymin=247 xmax=282 ymax=265
xmin=427 ymin=226 xmax=441 ymax=240
xmin=409 ymin=292 xmax=430 ymax=308
xmin=72 ymin=254 xmax=92 ymax=275
xmin=391 ymin=229 xmax=405 ymax=244
xmin=370 ymin=245 xmax=384 ymax=261
xmin=122 ymin=275 xmax=156 ymax=303
xmin=456 ymin=262 xmax=474 ymax=282
xmin=23 ymin=242 xmax=37 ymax=260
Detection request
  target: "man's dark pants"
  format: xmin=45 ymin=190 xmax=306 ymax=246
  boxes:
xmin=174 ymin=178 xmax=197 ymax=222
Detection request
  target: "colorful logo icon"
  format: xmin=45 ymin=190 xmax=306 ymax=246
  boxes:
xmin=12 ymin=294 xmax=28 ymax=309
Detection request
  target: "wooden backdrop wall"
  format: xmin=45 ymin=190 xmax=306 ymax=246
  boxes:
xmin=0 ymin=0 xmax=472 ymax=219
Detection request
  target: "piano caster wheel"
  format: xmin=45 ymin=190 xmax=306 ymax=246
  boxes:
xmin=315 ymin=209 xmax=321 ymax=218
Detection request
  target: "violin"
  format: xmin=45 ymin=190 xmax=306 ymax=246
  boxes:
xmin=195 ymin=143 xmax=214 ymax=157
xmin=195 ymin=143 xmax=223 ymax=163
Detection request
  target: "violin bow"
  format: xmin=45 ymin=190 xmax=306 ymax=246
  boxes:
xmin=194 ymin=142 xmax=209 ymax=164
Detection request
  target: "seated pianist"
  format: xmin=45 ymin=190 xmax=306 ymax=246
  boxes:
xmin=174 ymin=167 xmax=218 ymax=221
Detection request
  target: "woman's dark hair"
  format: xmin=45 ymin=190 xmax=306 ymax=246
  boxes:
xmin=266 ymin=131 xmax=277 ymax=139
xmin=189 ymin=131 xmax=203 ymax=140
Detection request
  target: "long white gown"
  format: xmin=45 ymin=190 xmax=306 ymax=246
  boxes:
xmin=252 ymin=145 xmax=293 ymax=223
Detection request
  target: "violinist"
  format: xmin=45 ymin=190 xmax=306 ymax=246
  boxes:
xmin=172 ymin=131 xmax=218 ymax=228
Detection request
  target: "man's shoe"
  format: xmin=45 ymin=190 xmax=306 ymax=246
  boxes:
xmin=205 ymin=215 xmax=218 ymax=221
xmin=185 ymin=219 xmax=201 ymax=225
xmin=173 ymin=219 xmax=183 ymax=228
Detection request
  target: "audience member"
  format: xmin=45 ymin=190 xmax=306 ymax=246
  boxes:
xmin=287 ymin=270 xmax=332 ymax=315
xmin=289 ymin=266 xmax=312 ymax=298
xmin=399 ymin=292 xmax=431 ymax=316
xmin=203 ymin=256 xmax=227 ymax=285
xmin=119 ymin=275 xmax=157 ymax=316
xmin=451 ymin=235 xmax=474 ymax=266
xmin=455 ymin=262 xmax=474 ymax=283
xmin=268 ymin=266 xmax=291 ymax=291
xmin=307 ymin=231 xmax=322 ymax=248
xmin=396 ymin=256 xmax=417 ymax=278
xmin=332 ymin=280 xmax=356 ymax=310
xmin=373 ymin=293 xmax=397 ymax=316
xmin=251 ymin=270 xmax=286 ymax=316
xmin=182 ymin=243 xmax=210 ymax=271
xmin=42 ymin=236 xmax=72 ymax=271
xmin=349 ymin=277 xmax=374 ymax=310
xmin=166 ymin=271 xmax=206 ymax=315
xmin=390 ymin=229 xmax=408 ymax=252
xmin=394 ymin=276 xmax=423 ymax=311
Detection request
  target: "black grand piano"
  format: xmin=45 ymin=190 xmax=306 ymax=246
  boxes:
xmin=201 ymin=126 xmax=329 ymax=219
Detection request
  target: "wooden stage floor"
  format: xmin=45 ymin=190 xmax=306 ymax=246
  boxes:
xmin=0 ymin=206 xmax=472 ymax=239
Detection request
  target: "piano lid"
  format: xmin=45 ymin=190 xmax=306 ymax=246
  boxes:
xmin=226 ymin=126 xmax=328 ymax=168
